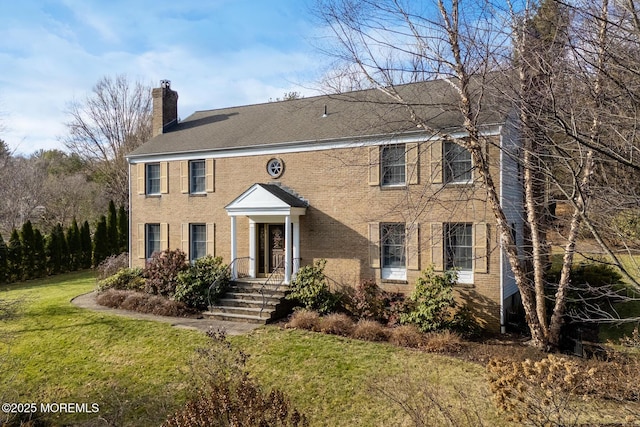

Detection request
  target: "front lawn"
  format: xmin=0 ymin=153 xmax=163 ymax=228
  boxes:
xmin=0 ymin=271 xmax=209 ymax=426
xmin=1 ymin=272 xmax=637 ymax=426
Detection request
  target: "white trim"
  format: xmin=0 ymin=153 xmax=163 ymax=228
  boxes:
xmin=457 ymin=270 xmax=474 ymax=285
xmin=249 ymin=220 xmax=256 ymax=277
xmin=381 ymin=267 xmax=407 ymax=281
xmin=127 ymin=126 xmax=502 ymax=164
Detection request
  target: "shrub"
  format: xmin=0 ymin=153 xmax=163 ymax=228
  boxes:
xmin=163 ymin=329 xmax=308 ymax=427
xmin=318 ymin=313 xmax=355 ymax=336
xmin=96 ymin=289 xmax=130 ymax=308
xmin=352 ymin=319 xmax=389 ymax=342
xmin=144 ymin=249 xmax=188 ymax=297
xmin=388 ymin=324 xmax=424 ymax=348
xmin=96 ymin=267 xmax=145 ymax=292
xmin=286 ymin=259 xmax=338 ymax=314
xmin=175 ymin=256 xmax=228 ymax=310
xmin=287 ymin=309 xmax=321 ymax=331
xmin=400 ymin=266 xmax=457 ymax=332
xmin=96 ymin=253 xmax=130 ymax=280
xmin=488 ymin=355 xmax=596 ymax=427
xmin=345 ymin=280 xmax=388 ymax=322
xmin=422 ymin=330 xmax=463 ymax=353
xmin=96 ymin=289 xmax=194 ymax=317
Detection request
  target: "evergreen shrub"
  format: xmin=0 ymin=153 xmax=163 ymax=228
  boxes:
xmin=175 ymin=256 xmax=228 ymax=310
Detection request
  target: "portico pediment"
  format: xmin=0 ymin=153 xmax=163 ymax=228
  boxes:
xmin=225 ymin=183 xmax=307 ymax=217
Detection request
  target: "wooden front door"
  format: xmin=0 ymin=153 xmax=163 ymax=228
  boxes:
xmin=258 ymin=223 xmax=285 ymax=276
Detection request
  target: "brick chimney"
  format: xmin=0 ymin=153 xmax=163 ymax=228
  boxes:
xmin=152 ymin=79 xmax=179 ymax=138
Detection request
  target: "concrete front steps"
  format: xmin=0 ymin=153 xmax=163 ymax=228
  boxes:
xmin=203 ymin=278 xmax=290 ymax=324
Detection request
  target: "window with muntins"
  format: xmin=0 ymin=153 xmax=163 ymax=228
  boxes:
xmin=190 ymin=160 xmax=206 ymax=194
xmin=444 ymin=142 xmax=472 ymax=184
xmin=146 ymin=163 xmax=161 ymax=194
xmin=190 ymin=224 xmax=206 ymax=261
xmin=445 ymin=223 xmax=473 ymax=271
xmin=381 ymin=223 xmax=406 ymax=280
xmin=381 ymin=144 xmax=406 ymax=186
xmin=146 ymin=224 xmax=160 ymax=259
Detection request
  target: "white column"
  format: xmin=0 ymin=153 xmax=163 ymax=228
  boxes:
xmin=230 ymin=216 xmax=237 ymax=278
xmin=292 ymin=217 xmax=300 ymax=276
xmin=284 ymin=214 xmax=292 ymax=284
xmin=249 ymin=219 xmax=256 ymax=278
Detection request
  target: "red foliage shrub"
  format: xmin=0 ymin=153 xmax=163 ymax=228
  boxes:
xmin=143 ymin=249 xmax=188 ymax=297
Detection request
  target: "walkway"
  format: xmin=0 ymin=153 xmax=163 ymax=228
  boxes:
xmin=71 ymin=292 xmax=262 ymax=335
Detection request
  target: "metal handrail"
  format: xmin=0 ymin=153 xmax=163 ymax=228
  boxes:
xmin=259 ymin=259 xmax=286 ymax=315
xmin=259 ymin=258 xmax=301 ymax=315
xmin=207 ymin=257 xmax=250 ymax=310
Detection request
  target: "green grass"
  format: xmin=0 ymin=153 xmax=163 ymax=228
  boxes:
xmin=0 ymin=272 xmax=505 ymax=426
xmin=231 ymin=328 xmax=502 ymax=427
xmin=0 ymin=271 xmax=209 ymax=426
xmin=2 ymin=272 xmax=635 ymax=426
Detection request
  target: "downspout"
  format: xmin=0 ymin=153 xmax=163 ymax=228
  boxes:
xmin=499 ymin=127 xmax=506 ymax=334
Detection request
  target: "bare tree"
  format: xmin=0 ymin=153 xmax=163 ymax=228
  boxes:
xmin=60 ymin=75 xmax=152 ymax=208
xmin=314 ymin=0 xmax=640 ymax=350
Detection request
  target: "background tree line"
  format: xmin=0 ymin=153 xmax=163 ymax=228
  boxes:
xmin=0 ymin=200 xmax=127 ymax=284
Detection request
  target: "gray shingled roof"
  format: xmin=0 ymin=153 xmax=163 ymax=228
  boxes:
xmin=128 ymin=74 xmax=510 ymax=158
xmin=255 ymin=184 xmax=308 ymax=208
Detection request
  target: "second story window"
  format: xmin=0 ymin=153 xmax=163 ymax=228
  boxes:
xmin=444 ymin=142 xmax=472 ymax=184
xmin=190 ymin=160 xmax=206 ymax=194
xmin=146 ymin=163 xmax=161 ymax=195
xmin=381 ymin=144 xmax=406 ymax=186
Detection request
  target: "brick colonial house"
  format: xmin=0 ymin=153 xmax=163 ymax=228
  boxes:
xmin=127 ymin=77 xmax=523 ymax=332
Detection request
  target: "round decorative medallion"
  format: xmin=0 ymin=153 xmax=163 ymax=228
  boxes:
xmin=266 ymin=158 xmax=284 ymax=178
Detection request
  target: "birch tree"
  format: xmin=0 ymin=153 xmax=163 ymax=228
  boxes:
xmin=315 ymin=0 xmax=640 ymax=350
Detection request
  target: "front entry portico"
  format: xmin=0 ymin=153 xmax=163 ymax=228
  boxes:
xmin=225 ymin=183 xmax=307 ymax=284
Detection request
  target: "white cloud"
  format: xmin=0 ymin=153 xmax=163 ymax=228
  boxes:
xmin=0 ymin=0 xmax=326 ymax=155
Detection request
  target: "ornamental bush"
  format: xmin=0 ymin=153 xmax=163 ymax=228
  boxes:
xmin=97 ymin=267 xmax=145 ymax=293
xmin=286 ymin=259 xmax=339 ymax=314
xmin=175 ymin=256 xmax=229 ymax=310
xmin=143 ymin=249 xmax=188 ymax=297
xmin=400 ymin=266 xmax=458 ymax=332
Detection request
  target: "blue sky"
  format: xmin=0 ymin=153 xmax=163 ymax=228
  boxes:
xmin=0 ymin=0 xmax=326 ymax=155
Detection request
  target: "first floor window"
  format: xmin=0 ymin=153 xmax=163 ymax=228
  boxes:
xmin=146 ymin=224 xmax=160 ymax=259
xmin=381 ymin=144 xmax=406 ymax=186
xmin=444 ymin=142 xmax=472 ymax=184
xmin=381 ymin=223 xmax=406 ymax=280
xmin=190 ymin=224 xmax=207 ymax=261
xmin=445 ymin=223 xmax=473 ymax=271
xmin=146 ymin=163 xmax=161 ymax=194
xmin=190 ymin=160 xmax=205 ymax=193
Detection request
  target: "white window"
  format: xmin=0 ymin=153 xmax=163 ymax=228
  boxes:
xmin=190 ymin=160 xmax=206 ymax=194
xmin=146 ymin=163 xmax=161 ymax=195
xmin=146 ymin=223 xmax=160 ymax=259
xmin=381 ymin=144 xmax=406 ymax=186
xmin=445 ymin=223 xmax=473 ymax=283
xmin=190 ymin=224 xmax=207 ymax=261
xmin=381 ymin=223 xmax=406 ymax=280
xmin=444 ymin=142 xmax=472 ymax=184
